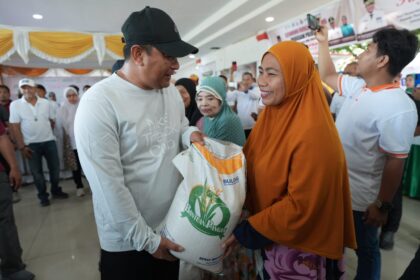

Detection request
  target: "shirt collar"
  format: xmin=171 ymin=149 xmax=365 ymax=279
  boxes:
xmin=365 ymin=83 xmax=399 ymax=92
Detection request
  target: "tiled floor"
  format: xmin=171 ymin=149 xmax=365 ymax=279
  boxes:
xmin=12 ymin=179 xmax=420 ymax=279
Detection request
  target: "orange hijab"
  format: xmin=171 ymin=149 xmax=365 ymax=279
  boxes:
xmin=244 ymin=41 xmax=356 ymax=259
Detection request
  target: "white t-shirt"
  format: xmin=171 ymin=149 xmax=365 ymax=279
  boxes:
xmin=231 ymin=86 xmax=261 ymax=130
xmin=328 ymin=27 xmax=343 ymax=40
xmin=9 ymin=97 xmax=56 ymax=144
xmin=74 ymin=73 xmax=197 ymax=254
xmin=335 ymin=75 xmax=418 ymax=211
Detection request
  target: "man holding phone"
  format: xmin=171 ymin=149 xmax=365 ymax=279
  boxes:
xmin=316 ymin=26 xmax=418 ymax=279
xmin=229 ymin=67 xmax=261 ymax=138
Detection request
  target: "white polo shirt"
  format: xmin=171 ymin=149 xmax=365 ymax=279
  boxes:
xmin=9 ymin=97 xmax=56 ymax=145
xmin=335 ymin=75 xmax=418 ymax=211
xmin=330 ymin=93 xmax=346 ymax=117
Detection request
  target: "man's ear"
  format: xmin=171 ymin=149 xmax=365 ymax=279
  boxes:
xmin=377 ymin=54 xmax=390 ymax=71
xmin=131 ymin=45 xmax=146 ymax=66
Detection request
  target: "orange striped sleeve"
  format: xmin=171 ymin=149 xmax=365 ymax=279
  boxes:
xmin=337 ymin=75 xmax=344 ymax=96
xmin=379 ymin=147 xmax=409 ymax=159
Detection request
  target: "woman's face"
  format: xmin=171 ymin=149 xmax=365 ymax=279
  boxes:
xmin=258 ymin=53 xmax=286 ymax=106
xmin=406 ymin=75 xmax=415 ymax=89
xmin=196 ymin=91 xmax=222 ymax=117
xmin=66 ymin=91 xmax=79 ymax=104
xmin=176 ymin=85 xmax=191 ymax=108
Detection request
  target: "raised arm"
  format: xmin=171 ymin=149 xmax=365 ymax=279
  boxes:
xmin=315 ymin=26 xmax=339 ymax=91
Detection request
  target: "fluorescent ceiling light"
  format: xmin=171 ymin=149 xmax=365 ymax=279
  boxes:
xmin=33 ymin=14 xmax=43 ymax=20
xmin=265 ymin=16 xmax=274 ymax=22
xmin=189 ymin=54 xmax=195 ymax=59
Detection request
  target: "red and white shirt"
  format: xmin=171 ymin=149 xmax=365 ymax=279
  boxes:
xmin=336 ymin=75 xmax=418 ymax=211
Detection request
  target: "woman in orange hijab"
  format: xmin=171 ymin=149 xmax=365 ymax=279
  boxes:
xmin=223 ymin=41 xmax=356 ymax=279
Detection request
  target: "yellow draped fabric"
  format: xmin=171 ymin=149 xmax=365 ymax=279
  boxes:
xmin=0 ymin=29 xmax=14 ymax=57
xmin=0 ymin=66 xmax=49 ymax=77
xmin=65 ymin=69 xmax=93 ymax=75
xmin=105 ymin=35 xmax=124 ymax=57
xmin=29 ymin=32 xmax=93 ymax=58
xmin=0 ymin=66 xmax=94 ymax=77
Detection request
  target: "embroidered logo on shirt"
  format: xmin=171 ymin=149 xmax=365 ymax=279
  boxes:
xmin=143 ymin=113 xmax=177 ymax=156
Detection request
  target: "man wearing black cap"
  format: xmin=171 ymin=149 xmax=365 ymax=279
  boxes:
xmin=75 ymin=6 xmax=202 ymax=280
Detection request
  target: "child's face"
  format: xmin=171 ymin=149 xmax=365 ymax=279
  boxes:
xmin=406 ymin=75 xmax=415 ymax=89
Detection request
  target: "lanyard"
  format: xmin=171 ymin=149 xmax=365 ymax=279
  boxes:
xmin=26 ymin=99 xmax=39 ymax=121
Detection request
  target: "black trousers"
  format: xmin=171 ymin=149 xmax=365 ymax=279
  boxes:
xmin=100 ymin=249 xmax=179 ymax=280
xmin=72 ymin=150 xmax=84 ymax=189
xmin=400 ymin=245 xmax=420 ymax=279
xmin=0 ymin=172 xmax=24 ymax=276
xmin=382 ymin=184 xmax=403 ymax=233
xmin=244 ymin=129 xmax=252 ymax=139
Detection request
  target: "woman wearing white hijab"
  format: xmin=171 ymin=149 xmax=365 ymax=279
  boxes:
xmin=57 ymin=87 xmax=85 ymax=197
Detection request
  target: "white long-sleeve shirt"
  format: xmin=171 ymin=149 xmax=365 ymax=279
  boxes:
xmin=74 ymin=73 xmax=197 ymax=254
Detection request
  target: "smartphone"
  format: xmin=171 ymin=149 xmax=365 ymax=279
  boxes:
xmin=232 ymin=61 xmax=237 ymax=71
xmin=307 ymin=14 xmax=320 ymax=31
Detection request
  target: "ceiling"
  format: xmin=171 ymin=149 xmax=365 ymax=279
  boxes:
xmin=0 ymin=0 xmax=333 ymax=69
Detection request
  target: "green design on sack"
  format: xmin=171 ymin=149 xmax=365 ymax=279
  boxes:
xmin=181 ymin=180 xmax=230 ymax=239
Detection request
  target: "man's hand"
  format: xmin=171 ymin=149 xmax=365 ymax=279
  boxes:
xmin=190 ymin=131 xmax=205 ymax=146
xmin=9 ymin=167 xmax=22 ymax=190
xmin=314 ymin=25 xmax=329 ymax=43
xmin=152 ymin=237 xmax=184 ymax=261
xmin=21 ymin=146 xmax=33 ymax=159
xmin=222 ymin=234 xmax=238 ymax=258
xmin=363 ymin=203 xmax=388 ymax=227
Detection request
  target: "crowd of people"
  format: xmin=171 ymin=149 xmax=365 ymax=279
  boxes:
xmin=0 ymin=79 xmax=89 ymax=279
xmin=1 ymin=5 xmax=420 ymax=280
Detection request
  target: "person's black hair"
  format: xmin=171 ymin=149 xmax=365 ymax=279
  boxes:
xmin=175 ymin=78 xmax=202 ymax=126
xmin=219 ymin=75 xmax=228 ymax=83
xmin=123 ymin=44 xmax=153 ymax=60
xmin=83 ymin=85 xmax=91 ymax=90
xmin=69 ymin=85 xmax=79 ymax=93
xmin=373 ymin=28 xmax=419 ymax=77
xmin=242 ymin=72 xmax=253 ymax=79
xmin=0 ymin=85 xmax=10 ymax=93
xmin=36 ymin=84 xmax=46 ymax=92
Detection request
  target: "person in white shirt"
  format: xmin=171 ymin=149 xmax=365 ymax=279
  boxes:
xmin=317 ymin=26 xmax=418 ymax=280
xmin=74 ymin=6 xmax=203 ymax=280
xmin=358 ymin=0 xmax=387 ymax=34
xmin=9 ymin=79 xmax=69 ymax=207
xmin=328 ymin=17 xmax=343 ymax=40
xmin=229 ymin=72 xmax=261 ymax=138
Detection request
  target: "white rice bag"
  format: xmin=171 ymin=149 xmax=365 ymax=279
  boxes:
xmin=160 ymin=137 xmax=246 ymax=274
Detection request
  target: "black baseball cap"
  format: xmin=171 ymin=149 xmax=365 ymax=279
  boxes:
xmin=121 ymin=6 xmax=198 ymax=58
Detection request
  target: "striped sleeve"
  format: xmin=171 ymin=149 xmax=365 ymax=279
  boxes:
xmin=378 ymin=111 xmax=418 ymax=158
xmin=337 ymin=74 xmax=365 ymax=97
